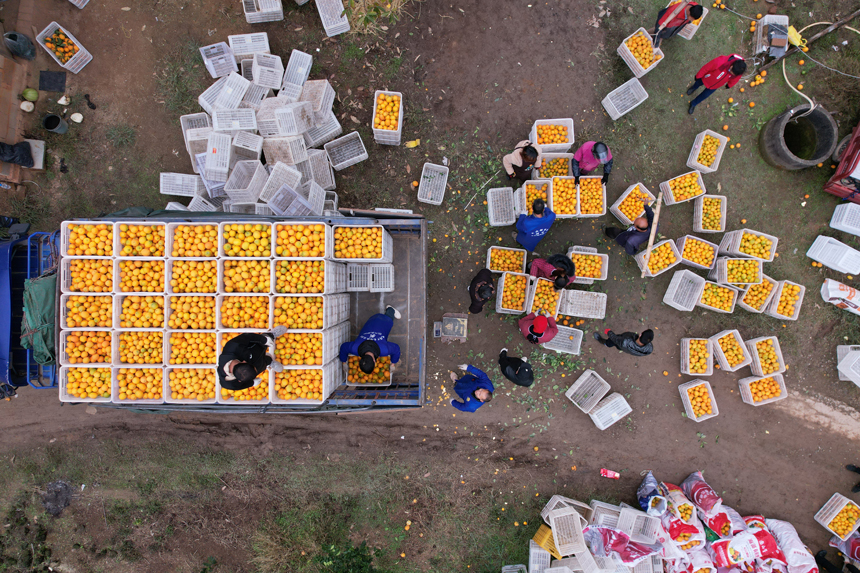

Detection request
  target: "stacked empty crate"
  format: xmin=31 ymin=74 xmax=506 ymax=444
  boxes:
xmin=57 ymin=219 xmax=365 ymax=407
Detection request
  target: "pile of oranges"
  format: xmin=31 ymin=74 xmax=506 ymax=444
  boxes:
xmin=273 ymin=296 xmax=325 ymax=329
xmin=116 ymin=368 xmax=162 ymax=401
xmin=118 ymin=259 xmax=164 ymax=293
xmin=275 ymin=223 xmax=327 ymax=258
xmin=667 ymin=173 xmax=704 ymax=202
xmin=538 ymin=157 xmax=569 ymax=178
xmin=64 ymin=295 xmax=112 ymax=328
xmin=66 ymin=223 xmax=112 ymax=256
xmin=774 ymin=283 xmax=802 ymax=318
xmin=168 ymin=368 xmax=216 ymax=402
xmin=687 ymin=339 xmax=710 ymax=374
xmin=221 ymin=370 xmax=269 ymax=401
xmin=686 ymin=384 xmax=713 ymax=419
xmin=333 ymin=226 xmax=384 ymax=259
xmin=223 ymin=259 xmax=270 ymax=293
xmin=681 ymin=238 xmax=715 ymax=268
xmin=170 ymin=260 xmax=217 ymax=293
xmin=43 ymin=28 xmax=80 ymax=64
xmin=827 ymin=502 xmax=860 ymax=539
xmin=169 ymin=332 xmax=216 ymax=365
xmin=374 ymin=93 xmax=401 ymax=131
xmin=579 ymin=178 xmax=603 ymax=215
xmin=750 ymin=71 xmax=768 ymax=88
xmin=675 ymin=532 xmax=700 ymax=550
xmin=276 ymin=369 xmax=324 ymax=400
xmin=118 ymin=332 xmax=163 ymax=364
xmin=678 ymin=503 xmax=695 ymax=522
xmin=742 ymin=279 xmax=774 ymax=311
xmin=726 ymin=259 xmax=760 ymax=283
xmin=219 ymin=296 xmax=269 ymax=329
xmin=501 ymin=273 xmax=528 ymax=311
xmin=551 ymin=178 xmax=577 ymax=215
xmin=168 ymin=296 xmax=215 ymax=330
xmin=618 ymin=186 xmax=650 ymax=223
xmin=276 ymin=332 xmax=324 ymax=365
xmin=558 ymin=315 xmax=586 ymax=327
xmin=347 ymin=355 xmax=392 ymax=384
xmin=625 ymin=31 xmax=660 ymax=69
xmin=739 ymin=232 xmax=774 ymax=259
xmin=755 ymin=338 xmax=781 ymax=375
xmin=222 ymin=223 xmax=271 ymax=257
xmin=65 ymin=368 xmax=111 ymax=399
xmin=645 ymin=242 xmax=677 ymax=275
xmin=535 ymin=124 xmax=569 ymax=145
xmin=570 ymin=253 xmax=603 ymax=278
xmin=700 ymin=197 xmax=724 ymax=231
xmin=118 ymin=224 xmax=165 ymax=257
xmin=697 ymin=135 xmax=721 ymax=167
xmin=700 ymin=283 xmax=736 ymax=311
xmin=525 ymin=183 xmax=548 ymax=214
xmin=120 ymin=295 xmax=165 ymax=328
xmin=275 ymin=260 xmax=327 ymax=293
xmin=64 ymin=331 xmax=111 ymax=364
xmin=530 ymin=279 xmax=559 ymax=315
xmin=489 ymin=248 xmax=525 ymax=272
xmin=718 ymin=333 xmax=746 ymax=367
xmin=170 ymin=224 xmax=217 ymax=257
xmin=68 ymin=259 xmax=113 ymax=292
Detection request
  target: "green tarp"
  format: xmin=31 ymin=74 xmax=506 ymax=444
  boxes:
xmin=20 ymin=272 xmax=56 ymax=365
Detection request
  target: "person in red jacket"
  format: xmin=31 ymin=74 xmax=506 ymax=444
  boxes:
xmin=518 ymin=313 xmax=558 ymax=344
xmin=650 ymin=1 xmax=704 ymax=48
xmin=687 ymin=54 xmax=746 ymax=115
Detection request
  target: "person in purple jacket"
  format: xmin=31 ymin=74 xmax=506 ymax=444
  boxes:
xmin=513 ymin=198 xmax=556 ymax=253
xmin=339 ymin=306 xmax=402 ymax=374
xmin=449 ymin=364 xmax=494 ymax=413
xmin=572 ymin=141 xmax=613 ymax=185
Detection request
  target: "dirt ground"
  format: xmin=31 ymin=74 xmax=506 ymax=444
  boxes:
xmin=3 ymin=0 xmax=860 ymax=570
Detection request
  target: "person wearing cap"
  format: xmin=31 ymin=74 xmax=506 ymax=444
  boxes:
xmin=449 ymin=364 xmax=494 ymax=412
xmin=468 ymin=268 xmax=495 ymax=314
xmin=498 ymin=348 xmax=534 ymax=387
xmin=502 ymin=141 xmax=543 ymax=183
xmin=518 ymin=312 xmax=558 ymax=344
xmin=649 ymin=1 xmax=705 ymax=48
xmin=514 ymin=199 xmax=556 ymax=253
xmin=572 ymin=141 xmax=613 ymax=186
xmin=339 ymin=306 xmax=402 ymax=374
xmin=528 ymin=254 xmax=576 ymax=290
xmin=602 ymin=196 xmax=655 ymax=256
xmin=219 ymin=326 xmax=288 ymax=391
xmin=687 ymin=54 xmax=747 ymax=115
xmin=593 ymin=328 xmax=654 ymax=357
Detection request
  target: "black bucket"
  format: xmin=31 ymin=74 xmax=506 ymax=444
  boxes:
xmin=758 ymin=104 xmax=839 ymax=170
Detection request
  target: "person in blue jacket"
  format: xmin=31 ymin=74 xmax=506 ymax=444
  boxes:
xmin=449 ymin=364 xmax=494 ymax=413
xmin=339 ymin=306 xmax=402 ymax=373
xmin=513 ymin=198 xmax=556 ymax=253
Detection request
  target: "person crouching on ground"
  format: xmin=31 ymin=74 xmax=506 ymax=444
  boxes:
xmin=449 ymin=364 xmax=494 ymax=412
xmin=503 ymin=141 xmax=543 ymax=183
xmin=498 ymin=348 xmax=534 ymax=387
xmin=468 ymin=267 xmax=495 ymax=314
xmin=528 ymin=253 xmax=575 ymax=290
xmin=514 ymin=199 xmax=556 ymax=253
xmin=519 ymin=312 xmax=558 ymax=344
xmin=593 ymin=328 xmax=654 ymax=357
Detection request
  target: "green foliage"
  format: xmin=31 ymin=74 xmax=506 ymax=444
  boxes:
xmin=316 ymin=543 xmax=384 ymax=573
xmin=106 ymin=124 xmax=136 ymax=148
xmin=155 ymin=40 xmax=206 ymax=117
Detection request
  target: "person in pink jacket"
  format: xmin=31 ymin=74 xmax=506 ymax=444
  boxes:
xmin=518 ymin=313 xmax=558 ymax=344
xmin=687 ymin=54 xmax=746 ymax=115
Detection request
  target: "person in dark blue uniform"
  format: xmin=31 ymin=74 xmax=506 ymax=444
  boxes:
xmin=339 ymin=306 xmax=402 ymax=374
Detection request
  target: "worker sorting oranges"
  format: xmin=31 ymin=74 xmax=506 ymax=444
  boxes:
xmin=502 ymin=140 xmax=543 ymax=183
xmin=572 ymin=141 xmax=613 ymax=186
xmin=649 ymin=1 xmax=704 ymax=48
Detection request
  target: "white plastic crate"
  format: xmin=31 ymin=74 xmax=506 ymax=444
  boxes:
xmin=617 ymin=507 xmax=661 ymax=544
xmin=216 ymin=294 xmax=271 ymax=331
xmin=224 ymin=161 xmax=265 ymax=203
xmin=323 ymin=191 xmax=339 ymax=212
xmin=739 ymin=373 xmax=787 ymax=406
xmin=58 ymin=330 xmax=113 ymax=367
xmin=228 ymin=33 xmax=270 ymax=63
xmin=764 ymin=280 xmax=805 ymax=321
xmin=164 ymin=366 xmax=218 ymax=404
xmin=542 ymin=178 xmax=573 ymax=218
xmin=417 ymin=163 xmax=449 ymax=205
xmin=679 ymin=379 xmax=718 ymax=422
xmin=542 ymin=497 xmax=593 ymax=526
xmin=251 ymin=52 xmax=284 ymax=90
xmin=635 ymin=239 xmax=682 ymax=278
xmin=659 ymin=171 xmax=706 ymax=205
xmin=370 ymin=264 xmax=395 ymax=292
xmin=502 ymin=566 xmax=528 ymax=573
xmin=215 ymin=371 xmax=272 ymax=405
xmin=166 ymin=202 xmax=190 ymax=211
xmin=307 ymin=149 xmax=336 ymax=190
xmin=830 ymin=203 xmax=860 ymax=237
xmin=273 ymin=221 xmax=332 ymax=259
xmin=243 ymin=0 xmax=284 ymax=23
xmin=663 ymin=269 xmax=706 ymax=312
xmin=709 ymin=329 xmax=752 ymax=372
xmin=36 ymin=22 xmax=92 ymax=73
xmin=814 ymin=493 xmax=860 ymax=541
xmin=159 ymin=173 xmax=204 ymax=198
xmin=232 ymin=132 xmax=264 ymax=164
xmin=181 ymin=113 xmax=212 ymax=142
xmin=199 ymin=43 xmax=237 ymax=78
xmin=260 ymin=162 xmax=303 ymax=203
xmin=316 ymin=0 xmax=351 ymax=36
xmin=589 ymin=501 xmax=622 ymax=527
xmin=487 ymin=187 xmax=517 ymax=226
xmin=275 ymin=102 xmax=315 ymax=136
xmin=60 ymin=258 xmax=112 ymax=293
xmin=530 ymin=118 xmax=575 ymax=153
xmin=754 ymin=14 xmax=790 ymax=53
xmin=693 ymin=195 xmax=727 ymax=234
xmin=542 ymin=326 xmax=584 ymax=356
xmin=566 ymin=246 xmax=609 ymax=284
xmin=240 ymin=58 xmax=254 ymax=81
xmin=559 ymin=290 xmax=607 ymax=319
xmin=112 ymin=330 xmax=165 ymax=366
xmin=525 ymin=278 xmax=562 ymax=318
xmin=283 ymin=49 xmax=313 ymax=88
xmin=271 ymin=294 xmax=349 ymax=331
xmin=213 ymin=73 xmax=251 ymax=111
xmin=113 ymin=222 xmax=167 ymax=258
xmin=165 ymin=330 xmax=217 ymax=366
xmin=530 ymin=540 xmax=553 ymax=573
xmin=271 ymin=361 xmax=342 ymax=405
xmin=203 ymin=133 xmax=231 ymax=182
xmin=807 ymin=235 xmax=860 ymax=273
xmin=576 ymin=178 xmax=607 ymax=218
xmin=114 ymin=258 xmax=166 ymax=295
xmin=681 ymin=338 xmax=713 ymax=376
xmin=67 ymin=0 xmax=90 ymax=7
xmin=329 ymin=225 xmax=393 ymax=262
xmin=588 ymin=393 xmax=632 ymax=430
xmin=299 ymin=180 xmax=326 ymax=215
xmin=114 ymin=293 xmax=167 ymax=330
xmin=186 ymin=128 xmax=214 ymax=170
xmin=709 ymin=257 xmax=763 ymax=285
xmin=188 ymin=195 xmax=218 ymax=212
xmin=300 ymin=79 xmax=336 ymax=113
xmin=719 ymin=229 xmax=779 ymax=262
xmin=737 ymin=274 xmax=777 ymax=313
xmin=673 ymin=2 xmax=708 ymax=39
xmin=257 ymin=96 xmax=294 ymax=137
xmin=324 ymin=132 xmax=368 ymax=171
xmin=686 ymin=129 xmax=728 ymax=173
xmin=212 ymin=108 xmax=258 ymax=137
xmin=372 ymin=90 xmax=404 ymax=145
xmin=346 ymin=263 xmax=370 ymax=291
xmin=273 ymin=259 xmax=346 ymax=294
xmin=166 ymin=258 xmax=219 ymax=295
xmin=263 ymin=136 xmax=309 ymax=164
xmin=227 ymin=203 xmax=257 ymax=214
xmin=240 ymin=83 xmax=272 ymax=112
xmin=59 ymin=293 xmax=114 ymax=329
xmin=696 ymin=280 xmax=739 ymax=314
xmin=549 ymin=507 xmax=586 ymax=556
xmin=837 ymin=345 xmax=860 ymax=383
xmin=610 ymin=183 xmax=655 ymax=226
xmin=675 ymin=235 xmax=718 ymax=271
xmin=194 ymin=153 xmax=227 ymax=198
xmin=602 ymin=78 xmax=649 ymax=120
xmin=60 ymin=221 xmax=114 ymax=258
xmin=265 ymin=184 xmax=315 ymax=217
xmin=534 ymin=153 xmax=574 ymax=179
xmin=198 ymin=78 xmax=227 ymax=115
xmin=617 ymin=28 xmax=664 ymax=78
xmin=495 ymin=272 xmax=531 ymax=315
xmin=59 ymin=366 xmax=113 ymax=403
xmin=839 ymin=350 xmax=860 ymax=385
xmin=303 ymin=111 xmax=343 ymax=149
xmin=565 ymin=369 xmax=610 ymax=413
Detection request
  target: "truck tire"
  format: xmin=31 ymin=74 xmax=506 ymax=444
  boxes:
xmin=833 ymin=135 xmax=852 ymax=164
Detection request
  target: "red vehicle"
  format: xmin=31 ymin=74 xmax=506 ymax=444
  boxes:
xmin=824 ymin=120 xmax=860 ymax=203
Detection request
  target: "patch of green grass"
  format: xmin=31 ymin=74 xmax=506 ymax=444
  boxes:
xmin=106 ymin=124 xmax=136 ymax=148
xmin=343 ymin=42 xmax=365 ymax=61
xmin=384 ymin=56 xmax=403 ymax=80
xmin=8 ymin=188 xmax=53 ymax=230
xmin=155 ymin=40 xmax=206 ymax=118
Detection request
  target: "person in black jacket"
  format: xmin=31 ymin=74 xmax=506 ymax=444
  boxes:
xmin=602 ymin=197 xmax=656 ymax=256
xmin=218 ymin=326 xmax=287 ymax=390
xmin=468 ymin=268 xmax=495 ymax=314
xmin=498 ymin=348 xmax=534 ymax=387
xmin=593 ymin=328 xmax=654 ymax=357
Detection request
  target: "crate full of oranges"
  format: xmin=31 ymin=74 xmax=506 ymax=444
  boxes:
xmin=680 ymin=380 xmax=718 ymax=422
xmin=497 ymin=272 xmax=529 ymax=314
xmin=527 ymin=278 xmax=561 ymax=317
xmin=548 ymin=177 xmax=577 ymax=217
xmin=332 ymin=225 xmax=391 ymax=261
xmin=578 ymin=177 xmax=605 ymax=217
xmin=611 ymin=183 xmax=655 ymax=226
xmin=765 ymin=281 xmax=804 ymax=321
xmin=739 ymin=374 xmax=786 ymax=406
xmin=747 ymin=336 xmax=785 ymax=376
xmin=662 ymin=171 xmax=705 ymax=205
xmin=710 ymin=330 xmax=751 ymax=372
xmin=346 ymin=355 xmax=392 ymax=387
xmin=372 ymin=91 xmax=403 ymax=134
xmin=40 ymin=24 xmax=82 ymax=65
xmin=681 ymin=338 xmax=712 ymax=376
xmin=486 ymin=246 xmax=527 ymax=273
xmin=618 ymin=28 xmax=664 ymax=77
xmin=697 ymin=282 xmax=738 ymax=314
xmin=568 ymin=249 xmax=607 ymax=280
xmin=530 ymin=119 xmax=573 ymax=151
xmin=637 ymin=240 xmax=680 ymax=277
xmin=687 ymin=130 xmax=727 ymax=173
xmin=677 ymin=236 xmax=717 ymax=270
xmin=815 ymin=494 xmax=860 ymax=541
xmin=739 ymin=275 xmax=776 ymax=313
xmin=62 ymin=222 xmax=113 ymax=257
xmin=524 ymin=181 xmax=550 ymax=215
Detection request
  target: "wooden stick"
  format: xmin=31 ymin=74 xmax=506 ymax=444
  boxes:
xmin=640 ymin=191 xmax=664 ymax=278
xmin=758 ymin=8 xmax=860 ymax=73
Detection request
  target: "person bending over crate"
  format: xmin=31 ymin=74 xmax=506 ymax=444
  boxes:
xmin=514 ymin=199 xmax=556 ymax=253
xmin=449 ymin=364 xmax=494 ymax=412
xmin=686 ymin=54 xmax=746 ymax=115
xmin=572 ymin=141 xmax=613 ymax=186
xmin=498 ymin=348 xmax=534 ymax=387
xmin=219 ymin=327 xmax=288 ymax=391
xmin=339 ymin=306 xmax=402 ymax=374
xmin=603 ymin=196 xmax=655 ymax=256
xmin=528 ymin=254 xmax=575 ymax=290
xmin=468 ymin=268 xmax=495 ymax=314
xmin=846 ymin=464 xmax=860 ymax=493
xmin=502 ymin=141 xmax=543 ymax=183
xmin=593 ymin=328 xmax=654 ymax=357
xmin=519 ymin=313 xmax=558 ymax=344
xmin=648 ymin=1 xmax=704 ymax=49
xmin=815 ymin=548 xmax=860 ymax=573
